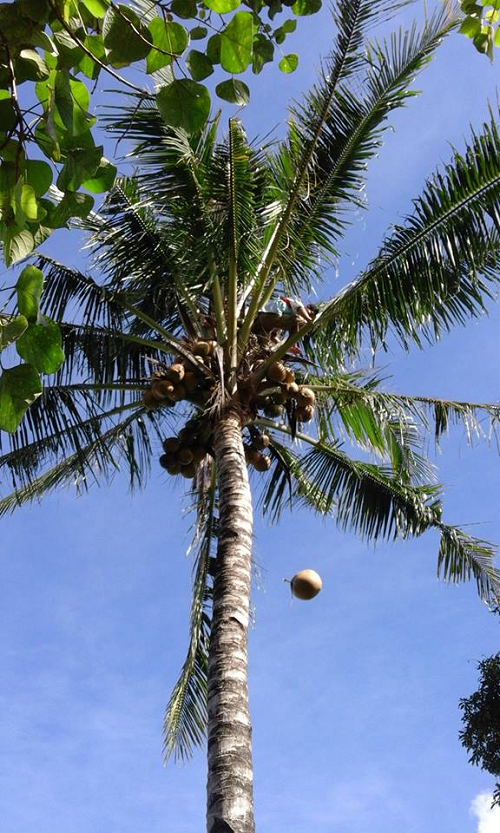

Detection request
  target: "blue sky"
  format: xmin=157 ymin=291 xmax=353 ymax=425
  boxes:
xmin=1 ymin=2 xmax=500 ymax=832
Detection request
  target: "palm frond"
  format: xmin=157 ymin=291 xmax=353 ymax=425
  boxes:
xmin=315 ymin=110 xmax=500 ymax=357
xmin=0 ymin=408 xmax=155 ymax=516
xmin=163 ymin=466 xmax=216 ymax=762
xmin=437 ymin=525 xmax=500 ymax=604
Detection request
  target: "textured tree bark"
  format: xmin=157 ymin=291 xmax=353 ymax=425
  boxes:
xmin=207 ymin=406 xmax=255 ymax=833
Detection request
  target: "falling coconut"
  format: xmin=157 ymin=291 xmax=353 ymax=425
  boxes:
xmin=289 ymin=569 xmax=323 ymax=600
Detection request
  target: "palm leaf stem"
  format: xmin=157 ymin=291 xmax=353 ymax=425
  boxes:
xmin=227 ymin=120 xmax=240 ymax=393
xmin=209 ymin=255 xmax=227 ymax=345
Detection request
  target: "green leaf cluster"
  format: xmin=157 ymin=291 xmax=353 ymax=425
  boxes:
xmin=0 ymin=0 xmax=319 ymax=265
xmin=459 ymin=0 xmax=500 ymax=57
xmin=0 ymin=264 xmax=63 ymax=432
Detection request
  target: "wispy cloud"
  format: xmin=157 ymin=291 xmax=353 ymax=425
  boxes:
xmin=470 ymin=792 xmax=500 ymax=833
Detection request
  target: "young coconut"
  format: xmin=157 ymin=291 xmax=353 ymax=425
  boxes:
xmin=152 ymin=379 xmax=175 ymax=401
xmin=245 ymin=446 xmax=262 ymax=466
xmin=142 ymin=389 xmax=158 ymax=409
xmin=166 ymin=363 xmax=185 ymax=383
xmin=253 ymin=453 xmax=271 ymax=472
xmin=267 ymin=361 xmax=288 ymax=383
xmin=289 ymin=569 xmax=323 ymax=600
xmin=252 ymin=432 xmax=270 ymax=450
xmin=296 ymin=404 xmax=315 ymax=423
xmin=297 ymin=386 xmax=316 ymax=406
xmin=192 ymin=340 xmax=211 ymax=357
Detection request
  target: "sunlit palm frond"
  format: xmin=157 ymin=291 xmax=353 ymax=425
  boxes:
xmin=437 ymin=525 xmax=500 ymax=604
xmin=315 ymin=112 xmax=500 ymax=358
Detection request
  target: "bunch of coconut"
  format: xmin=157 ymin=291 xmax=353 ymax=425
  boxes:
xmin=143 ymin=340 xmax=217 ymax=410
xmin=159 ymin=420 xmax=210 ymax=478
xmin=244 ymin=430 xmax=271 ymax=472
xmin=252 ymin=360 xmax=316 ymax=424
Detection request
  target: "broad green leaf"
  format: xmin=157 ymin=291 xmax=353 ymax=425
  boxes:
xmin=459 ymin=16 xmax=482 ymax=37
xmin=26 ymin=160 xmax=53 ymax=197
xmin=82 ymin=157 xmax=117 ymax=193
xmin=0 ymin=315 xmax=28 ymax=351
xmin=252 ymin=34 xmax=274 ymax=74
xmin=220 ymin=11 xmax=254 ymax=73
xmin=215 ymin=78 xmax=250 ymax=105
xmin=50 ymin=191 xmax=95 ymax=227
xmin=186 ymin=50 xmax=214 ymax=81
xmin=4 ymin=228 xmax=35 ymax=267
xmin=17 ymin=49 xmax=50 ymax=80
xmin=495 ymin=24 xmax=500 ymax=46
xmin=156 ymin=79 xmax=210 ymax=134
xmin=16 ymin=319 xmax=65 ymax=374
xmin=82 ymin=0 xmax=108 ymax=16
xmin=18 ymin=183 xmax=38 ymax=221
xmin=79 ymin=35 xmax=106 ymax=80
xmin=16 ymin=265 xmax=43 ymax=322
xmin=279 ymin=53 xmax=298 ymax=72
xmin=292 ymin=0 xmax=322 ymax=14
xmin=191 ymin=26 xmax=208 ymax=39
xmin=103 ymin=5 xmax=153 ymax=67
xmin=171 ymin=0 xmax=197 ymax=17
xmin=0 ymin=364 xmax=42 ymax=433
xmin=282 ymin=19 xmax=297 ymax=33
xmin=53 ymin=31 xmax=85 ymax=69
xmin=54 ymin=72 xmax=94 ymax=137
xmin=147 ymin=19 xmax=188 ymax=74
xmin=204 ymin=0 xmax=240 ymax=10
xmin=206 ymin=34 xmax=221 ymax=63
xmin=0 ymin=97 xmax=18 ymax=133
xmin=56 ymin=146 xmax=103 ymax=192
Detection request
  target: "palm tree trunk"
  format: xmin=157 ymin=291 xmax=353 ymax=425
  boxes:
xmin=207 ymin=406 xmax=255 ymax=833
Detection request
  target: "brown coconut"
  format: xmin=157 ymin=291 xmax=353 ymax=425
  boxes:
xmin=192 ymin=340 xmax=211 ymax=357
xmin=267 ymin=362 xmax=288 ymax=383
xmin=166 ymin=363 xmax=185 ymax=383
xmin=162 ymin=437 xmax=181 ymax=455
xmin=296 ymin=404 xmax=315 ymax=423
xmin=252 ymin=433 xmax=270 ymax=450
xmin=190 ymin=445 xmax=207 ymax=464
xmin=178 ymin=448 xmax=194 ymax=466
xmin=152 ymin=379 xmax=175 ymax=401
xmin=183 ymin=371 xmax=199 ymax=392
xmin=166 ymin=461 xmax=183 ymax=476
xmin=291 ymin=569 xmax=323 ymax=600
xmin=253 ymin=453 xmax=271 ymax=472
xmin=170 ymin=384 xmax=187 ymax=402
xmin=264 ymin=403 xmax=284 ymax=418
xmin=142 ymin=389 xmax=158 ymax=409
xmin=297 ymin=386 xmax=316 ymax=406
xmin=180 ymin=461 xmax=198 ymax=478
xmin=283 ymin=381 xmax=300 ymax=397
xmin=284 ymin=368 xmax=295 ymax=384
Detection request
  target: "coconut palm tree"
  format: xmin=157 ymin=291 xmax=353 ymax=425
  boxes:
xmin=2 ymin=2 xmax=500 ymax=831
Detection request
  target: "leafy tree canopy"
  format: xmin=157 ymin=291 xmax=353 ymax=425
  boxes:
xmin=0 ymin=0 xmax=320 ymax=268
xmin=459 ymin=644 xmax=500 ymax=807
xmin=459 ymin=0 xmax=500 ymax=56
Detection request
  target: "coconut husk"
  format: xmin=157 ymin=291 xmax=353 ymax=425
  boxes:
xmin=192 ymin=340 xmax=211 ymax=357
xmin=166 ymin=461 xmax=183 ymax=476
xmin=291 ymin=569 xmax=322 ymax=600
xmin=297 ymin=386 xmax=316 ymax=406
xmin=166 ymin=363 xmax=185 ymax=383
xmin=180 ymin=461 xmax=198 ymax=478
xmin=152 ymin=379 xmax=175 ymax=401
xmin=252 ymin=433 xmax=270 ymax=450
xmin=264 ymin=403 xmax=284 ymax=418
xmin=284 ymin=368 xmax=295 ymax=384
xmin=170 ymin=384 xmax=187 ymax=402
xmin=178 ymin=448 xmax=194 ymax=466
xmin=142 ymin=389 xmax=158 ymax=409
xmin=162 ymin=437 xmax=181 ymax=455
xmin=245 ymin=447 xmax=262 ymax=465
xmin=253 ymin=454 xmax=271 ymax=472
xmin=283 ymin=381 xmax=300 ymax=397
xmin=159 ymin=453 xmax=173 ymax=469
xmin=296 ymin=404 xmax=315 ymax=422
xmin=267 ymin=362 xmax=288 ymax=383
xmin=183 ymin=371 xmax=198 ymax=392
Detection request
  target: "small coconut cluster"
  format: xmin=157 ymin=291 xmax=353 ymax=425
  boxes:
xmin=246 ymin=361 xmax=316 ymax=424
xmin=244 ymin=431 xmax=271 ymax=472
xmin=159 ymin=420 xmax=210 ymax=479
xmin=142 ymin=340 xmax=217 ymax=410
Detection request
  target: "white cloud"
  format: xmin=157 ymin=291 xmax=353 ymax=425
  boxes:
xmin=470 ymin=792 xmax=500 ymax=833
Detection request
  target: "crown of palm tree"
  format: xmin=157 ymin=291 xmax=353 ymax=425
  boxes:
xmin=1 ymin=0 xmax=500 ymax=768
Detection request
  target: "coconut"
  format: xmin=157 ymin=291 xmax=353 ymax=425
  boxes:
xmin=180 ymin=460 xmax=198 ymax=479
xmin=190 ymin=445 xmax=207 ymax=464
xmin=296 ymin=404 xmax=315 ymax=423
xmin=253 ymin=454 xmax=271 ymax=472
xmin=291 ymin=569 xmax=323 ymax=600
xmin=283 ymin=381 xmax=300 ymax=397
xmin=159 ymin=453 xmax=173 ymax=469
xmin=192 ymin=340 xmax=211 ymax=357
xmin=162 ymin=437 xmax=181 ymax=455
xmin=166 ymin=461 xmax=182 ymax=476
xmin=284 ymin=368 xmax=295 ymax=384
xmin=178 ymin=448 xmax=194 ymax=466
xmin=152 ymin=379 xmax=175 ymax=401
xmin=252 ymin=432 xmax=270 ymax=450
xmin=245 ymin=447 xmax=262 ymax=465
xmin=267 ymin=362 xmax=288 ymax=383
xmin=297 ymin=386 xmax=316 ymax=406
xmin=142 ymin=389 xmax=158 ymax=409
xmin=166 ymin=363 xmax=185 ymax=383
xmin=264 ymin=403 xmax=284 ymax=418
xmin=183 ymin=371 xmax=199 ymax=392
xmin=170 ymin=384 xmax=187 ymax=402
